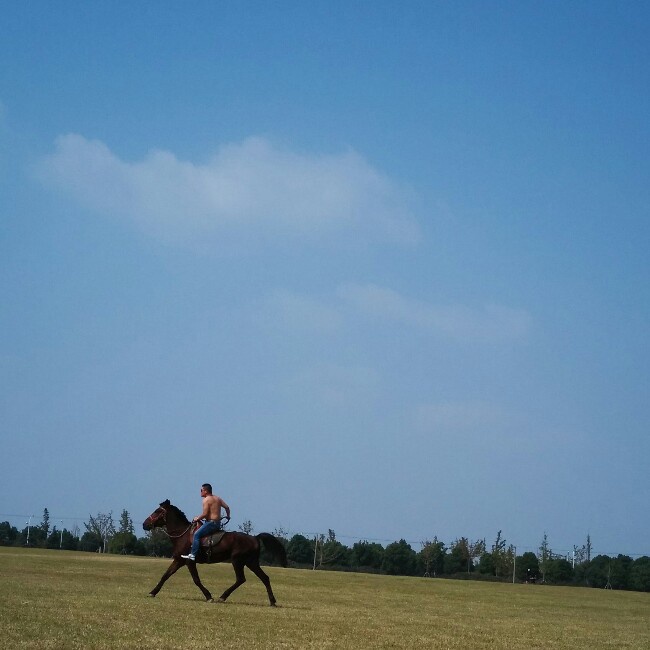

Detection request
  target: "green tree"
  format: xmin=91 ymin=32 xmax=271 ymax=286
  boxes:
xmin=545 ymin=558 xmax=574 ymax=584
xmin=319 ymin=530 xmax=350 ymax=568
xmin=0 ymin=522 xmax=18 ymax=546
xmin=109 ymin=531 xmax=139 ymax=554
xmin=443 ymin=542 xmax=466 ymax=574
xmin=478 ymin=552 xmax=495 ymax=575
xmin=142 ymin=528 xmax=173 ymax=557
xmin=118 ymin=510 xmax=134 ymax=535
xmin=470 ymin=539 xmax=486 ymax=572
xmin=46 ymin=526 xmax=62 ymax=549
xmin=490 ymin=531 xmax=510 ymax=577
xmin=382 ymin=539 xmax=417 ymax=576
xmin=109 ymin=510 xmax=137 ymax=554
xmin=609 ymin=554 xmax=633 ymax=589
xmin=287 ymin=534 xmax=313 ymax=565
xmin=516 ymin=552 xmax=540 ymax=582
xmin=583 ymin=554 xmax=632 ymax=590
xmin=351 ymin=540 xmax=385 ymax=571
xmin=79 ymin=531 xmax=103 ymax=552
xmin=40 ymin=508 xmax=51 ymax=539
xmin=452 ymin=537 xmax=471 ymax=573
xmin=22 ymin=523 xmax=46 ymax=547
xmin=585 ymin=555 xmax=611 ymax=588
xmin=450 ymin=537 xmax=485 ymax=574
xmin=59 ymin=529 xmax=79 ymax=551
xmin=628 ymin=556 xmax=650 ymax=592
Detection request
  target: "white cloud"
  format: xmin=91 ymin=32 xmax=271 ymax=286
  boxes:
xmin=257 ymin=283 xmax=531 ymax=344
xmin=262 ymin=289 xmax=343 ymax=333
xmin=34 ymin=134 xmax=420 ymax=246
xmin=337 ymin=282 xmax=532 ymax=343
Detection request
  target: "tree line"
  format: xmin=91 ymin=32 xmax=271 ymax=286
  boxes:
xmin=0 ymin=509 xmax=173 ymax=558
xmin=2 ymin=510 xmax=649 ymax=592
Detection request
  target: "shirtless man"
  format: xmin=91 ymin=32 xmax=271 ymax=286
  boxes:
xmin=181 ymin=483 xmax=230 ymax=562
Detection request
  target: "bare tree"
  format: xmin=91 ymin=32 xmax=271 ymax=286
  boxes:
xmin=272 ymin=525 xmax=290 ymax=542
xmin=238 ymin=519 xmax=254 ymax=534
xmin=85 ymin=512 xmax=115 ymax=553
xmin=537 ymin=532 xmax=551 ymax=583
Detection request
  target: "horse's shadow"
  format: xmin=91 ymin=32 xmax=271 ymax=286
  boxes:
xmin=168 ymin=595 xmax=310 ymax=610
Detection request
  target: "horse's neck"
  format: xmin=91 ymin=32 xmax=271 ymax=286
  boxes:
xmin=166 ymin=510 xmax=190 ymax=534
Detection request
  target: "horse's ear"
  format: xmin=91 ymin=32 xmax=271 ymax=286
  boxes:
xmin=161 ymin=499 xmax=170 ymax=507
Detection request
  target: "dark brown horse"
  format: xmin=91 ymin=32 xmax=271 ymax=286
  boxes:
xmin=143 ymin=499 xmax=287 ymax=606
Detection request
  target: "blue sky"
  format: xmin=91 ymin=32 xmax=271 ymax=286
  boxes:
xmin=1 ymin=1 xmax=649 ymax=558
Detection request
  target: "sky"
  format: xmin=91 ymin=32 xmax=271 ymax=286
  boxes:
xmin=1 ymin=1 xmax=649 ymax=559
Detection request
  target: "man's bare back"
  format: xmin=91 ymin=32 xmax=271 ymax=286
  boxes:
xmin=193 ymin=484 xmax=230 ymax=523
xmin=201 ymin=494 xmax=225 ymax=522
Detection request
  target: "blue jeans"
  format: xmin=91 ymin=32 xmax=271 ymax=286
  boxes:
xmin=191 ymin=520 xmax=221 ymax=556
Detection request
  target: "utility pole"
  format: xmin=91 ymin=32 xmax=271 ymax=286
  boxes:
xmin=26 ymin=515 xmax=33 ymax=546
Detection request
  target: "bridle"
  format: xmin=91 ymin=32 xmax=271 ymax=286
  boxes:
xmin=145 ymin=505 xmax=193 ymax=539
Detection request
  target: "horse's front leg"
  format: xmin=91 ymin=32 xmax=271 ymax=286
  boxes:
xmin=149 ymin=557 xmax=185 ymax=597
xmin=186 ymin=562 xmax=213 ymax=601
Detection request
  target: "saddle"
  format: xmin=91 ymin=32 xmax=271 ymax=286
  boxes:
xmin=190 ymin=522 xmax=226 ymax=559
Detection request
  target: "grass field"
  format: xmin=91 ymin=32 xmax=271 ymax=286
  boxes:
xmin=1 ymin=547 xmax=648 ymax=649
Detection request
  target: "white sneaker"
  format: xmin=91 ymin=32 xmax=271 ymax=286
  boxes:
xmin=181 ymin=553 xmax=196 ymax=561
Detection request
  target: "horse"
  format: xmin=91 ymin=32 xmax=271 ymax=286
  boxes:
xmin=142 ymin=499 xmax=287 ymax=606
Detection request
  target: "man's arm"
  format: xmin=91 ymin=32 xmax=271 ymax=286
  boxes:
xmin=220 ymin=498 xmax=231 ymax=520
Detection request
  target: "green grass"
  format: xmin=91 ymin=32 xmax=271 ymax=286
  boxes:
xmin=1 ymin=547 xmax=648 ymax=649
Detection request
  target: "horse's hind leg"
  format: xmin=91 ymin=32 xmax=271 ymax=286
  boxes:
xmin=186 ymin=562 xmax=213 ymax=601
xmin=149 ymin=557 xmax=184 ymax=597
xmin=247 ymin=559 xmax=277 ymax=606
xmin=218 ymin=558 xmax=246 ymax=603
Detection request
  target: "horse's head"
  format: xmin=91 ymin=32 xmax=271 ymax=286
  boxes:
xmin=142 ymin=499 xmax=171 ymax=531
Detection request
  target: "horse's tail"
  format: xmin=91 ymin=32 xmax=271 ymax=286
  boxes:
xmin=257 ymin=532 xmax=288 ymax=567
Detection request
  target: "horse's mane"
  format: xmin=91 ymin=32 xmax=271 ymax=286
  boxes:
xmin=164 ymin=502 xmax=190 ymax=523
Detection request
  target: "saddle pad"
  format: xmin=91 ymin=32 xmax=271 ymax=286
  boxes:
xmin=200 ymin=531 xmax=226 ymax=548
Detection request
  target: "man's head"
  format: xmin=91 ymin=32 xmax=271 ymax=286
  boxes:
xmin=201 ymin=483 xmax=213 ymax=495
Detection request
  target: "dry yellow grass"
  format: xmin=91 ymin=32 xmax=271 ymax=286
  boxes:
xmin=1 ymin=547 xmax=648 ymax=649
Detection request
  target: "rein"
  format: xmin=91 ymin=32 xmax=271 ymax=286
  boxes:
xmin=163 ymin=523 xmax=193 ymax=539
xmin=153 ymin=506 xmax=193 ymax=539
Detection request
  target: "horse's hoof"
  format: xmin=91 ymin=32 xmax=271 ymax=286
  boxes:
xmin=148 ymin=593 xmax=156 ymax=598
xmin=207 ymin=598 xmax=214 ymax=603
xmin=217 ymin=597 xmax=227 ymax=604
